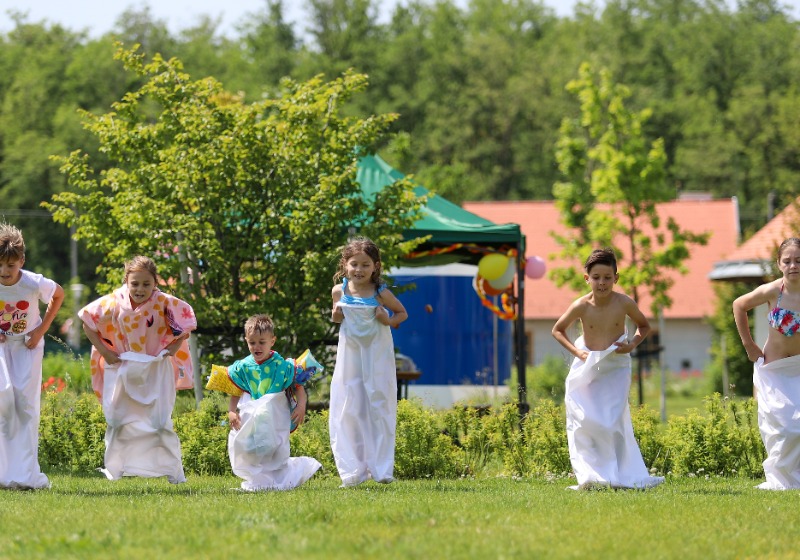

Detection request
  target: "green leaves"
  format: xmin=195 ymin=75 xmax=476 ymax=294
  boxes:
xmin=47 ymin=44 xmax=423 ymax=364
xmin=553 ymin=62 xmax=708 ymax=314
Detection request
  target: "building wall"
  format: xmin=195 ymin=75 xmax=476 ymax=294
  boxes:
xmin=527 ymin=318 xmax=714 ymax=373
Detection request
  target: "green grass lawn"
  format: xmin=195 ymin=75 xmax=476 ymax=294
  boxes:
xmin=2 ymin=474 xmax=800 ymax=559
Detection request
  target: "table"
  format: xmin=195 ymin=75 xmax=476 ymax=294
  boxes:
xmin=396 ymin=370 xmax=422 ymax=400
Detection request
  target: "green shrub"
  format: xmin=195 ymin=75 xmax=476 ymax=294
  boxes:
xmin=173 ymin=393 xmax=230 ymax=475
xmin=527 ymin=356 xmax=569 ymax=401
xmin=441 ymin=406 xmax=496 ymax=475
xmin=39 ymin=391 xmax=106 ymax=473
xmin=395 ymin=399 xmax=461 ymax=479
xmin=631 ymin=404 xmax=667 ymax=474
xmin=42 ymin=351 xmax=93 ymax=394
xmin=36 ymin=388 xmax=770 ymax=482
xmin=519 ymin=399 xmax=571 ymax=477
xmin=290 ymin=410 xmax=335 ymax=475
xmin=662 ymin=393 xmax=764 ymax=477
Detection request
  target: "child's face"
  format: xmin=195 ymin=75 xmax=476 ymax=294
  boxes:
xmin=0 ymin=257 xmax=24 ymax=286
xmin=245 ymin=330 xmax=276 ymax=362
xmin=584 ymin=264 xmax=618 ymax=296
xmin=126 ymin=269 xmax=156 ymax=307
xmin=345 ymin=251 xmax=377 ymax=284
xmin=778 ymin=245 xmax=800 ymax=279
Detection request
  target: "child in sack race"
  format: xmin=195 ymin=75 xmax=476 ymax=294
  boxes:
xmin=552 ymin=249 xmax=664 ymax=490
xmin=79 ymin=256 xmax=196 ymax=484
xmin=225 ymin=314 xmax=321 ymax=491
xmin=0 ymin=223 xmax=64 ymax=490
xmin=330 ymin=237 xmax=407 ymax=487
xmin=733 ymin=237 xmax=800 ymax=490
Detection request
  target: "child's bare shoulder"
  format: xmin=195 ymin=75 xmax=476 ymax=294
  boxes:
xmin=569 ymin=293 xmax=594 ymax=313
xmin=332 ymin=283 xmax=343 ymax=296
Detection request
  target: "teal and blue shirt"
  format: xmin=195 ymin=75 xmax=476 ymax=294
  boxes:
xmin=228 ymin=352 xmax=296 ymax=400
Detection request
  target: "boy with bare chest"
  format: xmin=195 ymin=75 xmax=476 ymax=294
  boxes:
xmin=551 ymin=249 xmax=663 ymax=490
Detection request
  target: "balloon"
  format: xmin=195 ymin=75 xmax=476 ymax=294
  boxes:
xmin=477 ymin=275 xmax=504 ymax=296
xmin=525 ymin=255 xmax=546 ymax=279
xmin=487 ymin=259 xmax=515 ymax=291
xmin=478 ymin=253 xmax=509 ymax=281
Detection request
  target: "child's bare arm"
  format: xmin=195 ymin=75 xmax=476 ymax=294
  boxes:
xmin=25 ymin=283 xmax=65 ymax=349
xmin=331 ymin=284 xmax=344 ymax=323
xmin=376 ymin=289 xmax=408 ymax=328
xmin=82 ymin=321 xmax=121 ymax=365
xmin=733 ymin=282 xmax=774 ymax=361
xmin=291 ymin=385 xmax=308 ymax=427
xmin=228 ymin=395 xmax=242 ymax=430
xmin=614 ymin=297 xmax=651 ymax=354
xmin=552 ymin=299 xmax=589 ymax=361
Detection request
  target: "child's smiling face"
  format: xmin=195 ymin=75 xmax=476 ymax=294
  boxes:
xmin=345 ymin=251 xmax=377 ymax=285
xmin=0 ymin=257 xmax=24 ymax=287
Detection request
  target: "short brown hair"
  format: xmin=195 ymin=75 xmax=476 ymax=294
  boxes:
xmin=584 ymin=248 xmax=617 ymax=274
xmin=244 ymin=314 xmax=274 ymax=337
xmin=0 ymin=223 xmax=26 ymax=262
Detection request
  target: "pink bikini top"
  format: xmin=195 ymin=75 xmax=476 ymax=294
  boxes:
xmin=768 ymin=283 xmax=800 ymax=337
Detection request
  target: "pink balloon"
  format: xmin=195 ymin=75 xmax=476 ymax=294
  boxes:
xmin=525 ymin=256 xmax=546 ymax=279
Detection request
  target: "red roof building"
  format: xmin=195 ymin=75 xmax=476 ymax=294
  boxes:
xmin=463 ymin=196 xmax=741 ymax=373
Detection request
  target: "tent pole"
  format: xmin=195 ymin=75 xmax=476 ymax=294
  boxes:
xmin=516 ymin=241 xmax=529 ymax=415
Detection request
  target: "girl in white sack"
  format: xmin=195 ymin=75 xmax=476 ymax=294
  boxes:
xmin=330 ymin=237 xmax=407 ymax=487
xmin=79 ymin=256 xmax=196 ymax=484
xmin=734 ymin=237 xmax=800 ymax=490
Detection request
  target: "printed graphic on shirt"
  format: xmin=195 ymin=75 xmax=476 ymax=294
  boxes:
xmin=0 ymin=300 xmax=30 ymax=334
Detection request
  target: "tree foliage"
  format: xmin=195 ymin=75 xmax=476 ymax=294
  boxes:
xmin=551 ymin=62 xmax=708 ymax=316
xmin=45 ymin=45 xmax=423 ymax=362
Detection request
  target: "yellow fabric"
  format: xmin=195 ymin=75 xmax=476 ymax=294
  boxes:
xmin=205 ymin=364 xmax=243 ymax=396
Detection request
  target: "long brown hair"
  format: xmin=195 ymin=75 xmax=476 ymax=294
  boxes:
xmin=333 ymin=237 xmax=383 ymax=285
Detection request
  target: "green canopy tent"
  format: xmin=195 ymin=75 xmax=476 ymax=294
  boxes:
xmin=356 ymin=154 xmax=528 ymax=409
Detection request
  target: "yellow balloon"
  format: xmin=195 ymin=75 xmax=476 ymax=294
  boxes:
xmin=488 ymin=259 xmax=515 ymax=291
xmin=478 ymin=253 xmax=509 ymax=281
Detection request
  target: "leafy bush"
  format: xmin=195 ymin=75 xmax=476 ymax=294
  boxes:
xmin=173 ymin=393 xmax=230 ymax=475
xmin=39 ymin=391 xmax=105 ymax=473
xmin=395 ymin=399 xmax=462 ymax=479
xmin=527 ymin=356 xmax=569 ymax=401
xmin=662 ymin=394 xmax=763 ymax=477
xmin=518 ymin=399 xmax=571 ymax=477
xmin=290 ymin=410 xmax=336 ymax=475
xmin=36 ymin=388 xmax=769 ymax=482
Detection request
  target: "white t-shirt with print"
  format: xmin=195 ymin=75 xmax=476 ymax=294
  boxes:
xmin=0 ymin=269 xmax=57 ymax=337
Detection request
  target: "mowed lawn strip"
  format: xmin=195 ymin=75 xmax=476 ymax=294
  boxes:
xmin=1 ymin=475 xmax=798 ymax=559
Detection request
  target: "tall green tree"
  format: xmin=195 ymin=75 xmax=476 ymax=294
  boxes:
xmin=551 ymin=63 xmax=709 ymax=401
xmin=46 ymin=45 xmax=424 ymax=363
xmin=551 ymin=62 xmax=708 ymax=313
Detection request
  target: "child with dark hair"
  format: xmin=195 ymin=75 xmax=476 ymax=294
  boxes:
xmin=329 ymin=237 xmax=407 ymax=487
xmin=552 ymin=248 xmax=664 ymax=490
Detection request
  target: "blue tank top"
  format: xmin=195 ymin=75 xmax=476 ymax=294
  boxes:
xmin=339 ymin=277 xmax=386 ymax=307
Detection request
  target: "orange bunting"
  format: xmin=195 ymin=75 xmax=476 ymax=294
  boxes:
xmin=406 ymin=243 xmax=519 ymax=321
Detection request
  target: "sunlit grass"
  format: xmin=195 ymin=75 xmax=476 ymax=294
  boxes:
xmin=1 ymin=475 xmax=799 ymax=559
